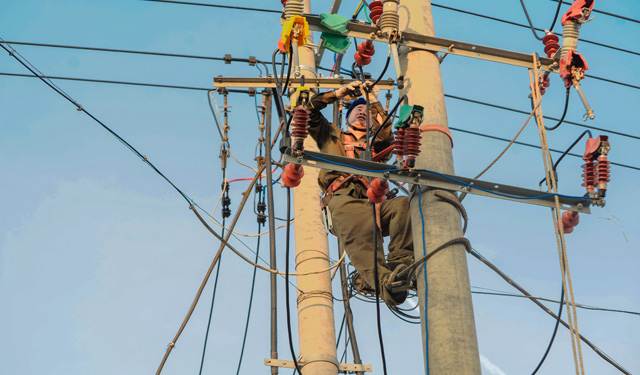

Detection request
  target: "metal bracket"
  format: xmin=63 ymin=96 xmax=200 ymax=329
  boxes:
xmin=213 ymin=76 xmax=395 ymax=90
xmin=264 ymin=358 xmax=373 ymax=373
xmin=304 ymin=14 xmax=557 ymax=72
xmin=282 ymin=149 xmax=592 ymax=213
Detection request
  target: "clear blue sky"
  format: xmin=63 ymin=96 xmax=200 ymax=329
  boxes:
xmin=1 ymin=1 xmax=638 ymax=374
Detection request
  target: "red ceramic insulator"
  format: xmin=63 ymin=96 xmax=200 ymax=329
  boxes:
xmin=540 ymin=74 xmax=551 ymax=95
xmin=393 ymin=128 xmax=405 ymax=156
xmin=367 ymin=178 xmax=389 ymax=203
xmin=282 ymin=163 xmax=304 ymax=188
xmin=403 ymin=127 xmax=422 ymax=157
xmin=581 ymin=160 xmax=595 ymax=192
xmin=543 ymin=33 xmax=560 ymax=58
xmin=368 ymin=1 xmax=383 ymax=24
xmin=291 ymin=108 xmax=309 ymax=152
xmin=561 ymin=210 xmax=580 ymax=234
xmin=354 ymin=40 xmax=375 ymax=66
xmin=597 ymin=155 xmax=610 ymax=191
xmin=281 ymin=0 xmax=287 ymax=6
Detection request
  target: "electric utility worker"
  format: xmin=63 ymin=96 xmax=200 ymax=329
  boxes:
xmin=307 ymin=81 xmax=414 ymax=306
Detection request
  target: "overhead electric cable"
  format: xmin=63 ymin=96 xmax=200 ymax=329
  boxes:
xmin=0 ymin=40 xmax=269 ymax=74
xmin=3 ymin=71 xmax=638 ymax=140
xmin=431 ymin=3 xmax=640 ymax=57
xmin=4 ymin=69 xmax=637 ymax=171
xmin=471 ymin=290 xmax=640 ymax=316
xmin=550 ymin=0 xmax=640 ymax=25
xmin=469 ymin=247 xmax=632 ymax=375
xmin=141 ymin=0 xmax=281 ymax=14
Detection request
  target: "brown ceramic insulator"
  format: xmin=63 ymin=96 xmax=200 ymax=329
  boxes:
xmin=581 ymin=160 xmax=595 ymax=191
xmin=403 ymin=126 xmax=422 ymax=157
xmin=543 ymin=33 xmax=560 ymax=57
xmin=291 ymin=108 xmax=309 ymax=151
xmin=368 ymin=1 xmax=383 ymax=24
xmin=597 ymin=156 xmax=610 ymax=190
xmin=354 ymin=40 xmax=375 ymax=66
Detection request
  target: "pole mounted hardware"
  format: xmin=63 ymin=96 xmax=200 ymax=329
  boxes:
xmin=282 ymin=149 xmax=594 ymax=213
xmin=264 ymin=358 xmax=372 ymax=373
xmin=213 ymin=76 xmax=395 ymax=90
xmin=303 ymin=14 xmax=557 ymax=72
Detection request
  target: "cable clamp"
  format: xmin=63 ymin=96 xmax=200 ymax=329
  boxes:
xmin=419 ymin=124 xmax=453 ymax=148
xmin=298 ymin=354 xmax=340 ymax=369
xmin=142 ymin=155 xmax=148 ymax=162
xmin=248 ymin=56 xmax=256 ymax=66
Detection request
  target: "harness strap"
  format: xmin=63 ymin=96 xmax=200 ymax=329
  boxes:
xmin=420 ymin=124 xmax=454 ymax=148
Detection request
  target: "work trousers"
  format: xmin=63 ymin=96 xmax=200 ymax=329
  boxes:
xmin=328 ymin=186 xmax=413 ymax=302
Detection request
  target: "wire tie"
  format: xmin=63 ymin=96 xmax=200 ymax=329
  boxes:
xmin=76 ymin=105 xmax=83 ymax=111
xmin=142 ymin=155 xmax=148 ymax=162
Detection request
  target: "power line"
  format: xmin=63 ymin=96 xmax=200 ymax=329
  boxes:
xmin=445 ymin=93 xmax=640 ymax=141
xmin=0 ymin=40 xmax=270 ymax=73
xmin=3 ymin=71 xmax=638 ymax=171
xmin=449 ymin=126 xmax=640 ymax=171
xmin=550 ymin=0 xmax=640 ymax=25
xmin=471 ymin=289 xmax=640 ymax=316
xmin=141 ymin=0 xmax=280 ymax=14
xmin=431 ymin=3 xmax=640 ymax=58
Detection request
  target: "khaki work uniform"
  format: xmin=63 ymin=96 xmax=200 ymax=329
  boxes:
xmin=307 ymin=92 xmax=413 ymax=304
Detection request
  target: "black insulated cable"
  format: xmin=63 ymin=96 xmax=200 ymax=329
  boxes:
xmin=538 ymin=129 xmax=593 ymax=187
xmin=285 ymin=188 xmax=303 ymax=375
xmin=545 ymin=88 xmax=570 ymax=131
xmin=519 ymin=0 xmax=544 ymax=40
xmin=371 ymin=203 xmax=389 ymax=375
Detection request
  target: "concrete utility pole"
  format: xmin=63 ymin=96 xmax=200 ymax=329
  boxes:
xmin=400 ymin=1 xmax=482 ymax=374
xmin=291 ymin=1 xmax=339 ymax=374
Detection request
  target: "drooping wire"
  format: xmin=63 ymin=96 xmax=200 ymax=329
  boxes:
xmin=538 ymin=129 xmax=593 ymax=187
xmin=234 ymin=221 xmax=262 ymax=375
xmin=0 ymin=41 xmax=193 ymax=206
xmin=519 ymin=0 xmax=544 ymax=40
xmin=285 ymin=188 xmax=303 ymax=374
xmin=371 ymin=48 xmax=392 ymax=88
xmin=197 ymin=221 xmax=225 ymax=375
xmin=547 ymin=0 xmax=565 ymax=32
xmin=371 ymin=203 xmax=389 ymax=375
xmin=544 ymin=88 xmax=570 ymax=131
xmin=531 ymin=287 xmax=564 ymax=375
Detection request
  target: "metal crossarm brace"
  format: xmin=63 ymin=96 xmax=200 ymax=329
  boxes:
xmin=283 ymin=149 xmax=592 ymax=213
xmin=264 ymin=358 xmax=372 ymax=373
xmin=213 ymin=76 xmax=396 ymax=90
xmin=304 ymin=14 xmax=557 ymax=72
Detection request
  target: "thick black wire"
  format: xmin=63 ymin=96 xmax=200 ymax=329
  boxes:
xmin=531 ymin=287 xmax=564 ymax=375
xmin=0 ymin=42 xmax=194 ymax=205
xmin=538 ymin=129 xmax=593 ymax=186
xmin=372 ymin=53 xmax=392 ymax=88
xmin=547 ymin=0 xmax=564 ymax=32
xmin=283 ymin=50 xmax=293 ymax=96
xmin=285 ymin=188 xmax=303 ymax=375
xmin=545 ymin=88 xmax=570 ymax=131
xmin=371 ymin=203 xmax=389 ymax=375
xmin=198 ymin=223 xmax=225 ymax=375
xmin=519 ymin=0 xmax=544 ymax=40
xmin=368 ymin=94 xmax=408 ymax=149
xmin=234 ymin=221 xmax=262 ymax=375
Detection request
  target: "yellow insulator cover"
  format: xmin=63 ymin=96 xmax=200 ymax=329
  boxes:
xmin=292 ymin=86 xmax=311 ymax=107
xmin=281 ymin=16 xmax=309 ymax=52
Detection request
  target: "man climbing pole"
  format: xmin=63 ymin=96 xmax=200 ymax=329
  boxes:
xmin=307 ymin=81 xmax=414 ymax=305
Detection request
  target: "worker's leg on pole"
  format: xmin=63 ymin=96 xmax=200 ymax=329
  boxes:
xmin=380 ymin=196 xmax=414 ymax=268
xmin=328 ymin=190 xmax=389 ymax=287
